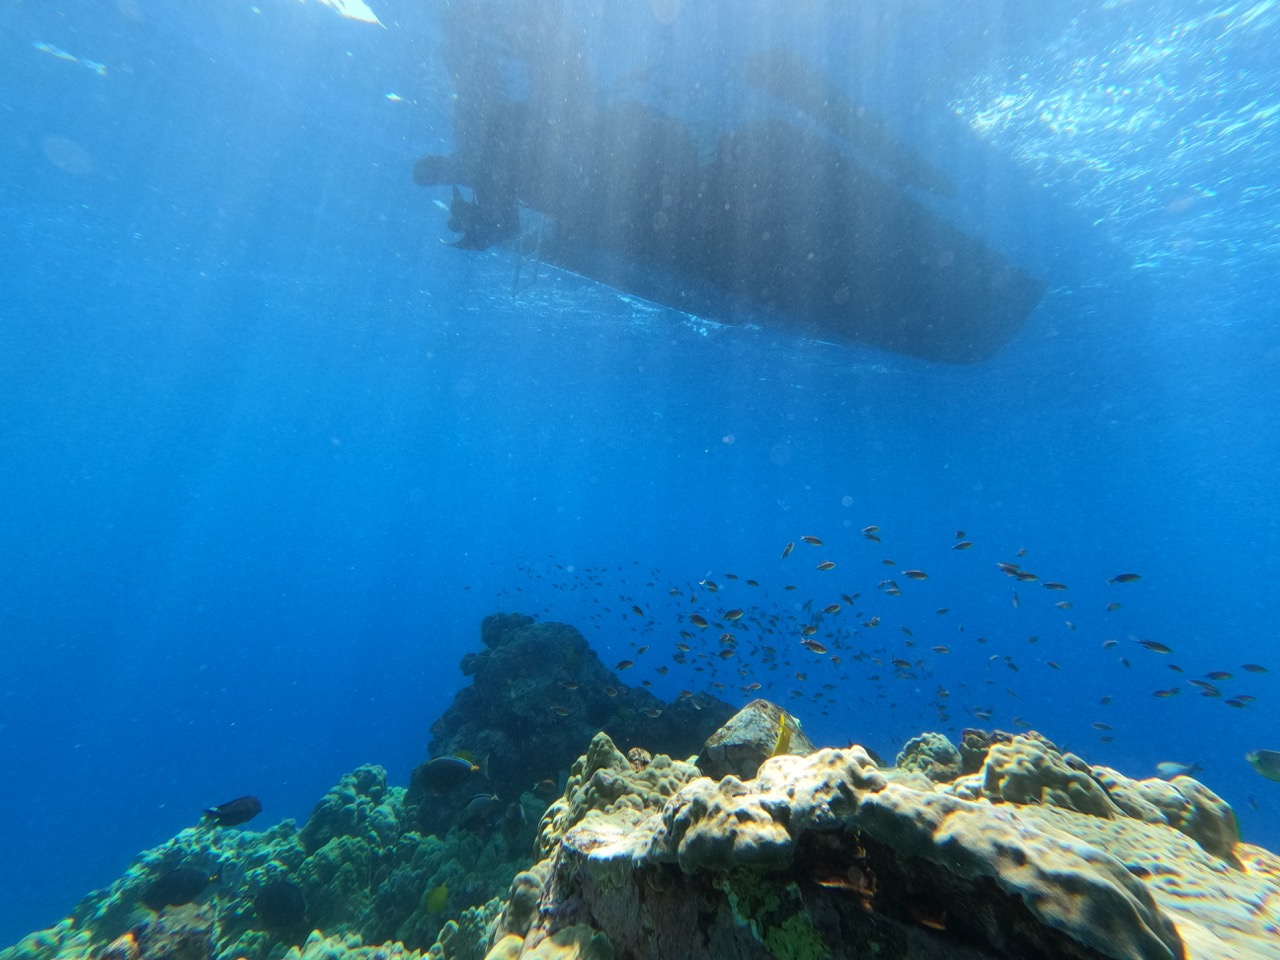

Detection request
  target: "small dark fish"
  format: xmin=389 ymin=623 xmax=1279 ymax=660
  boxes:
xmin=203 ymin=795 xmax=262 ymax=827
xmin=1108 ymin=573 xmax=1142 ymax=584
xmin=642 ymin=707 xmax=663 ymax=718
xmin=801 ymin=535 xmax=824 ymax=546
xmin=781 ymin=542 xmax=795 ymax=559
xmin=801 ymin=639 xmax=828 ymax=654
xmin=1206 ymin=671 xmax=1233 ymax=681
xmin=1242 ymin=663 xmax=1269 ymax=674
xmin=631 ymin=605 xmax=644 ymax=617
xmin=254 ymin=880 xmax=307 ymax=931
xmin=459 ymin=793 xmax=501 ymax=829
xmin=1153 ymin=688 xmax=1180 ymax=698
xmin=1015 ymin=571 xmax=1038 ymax=582
xmin=615 ymin=659 xmax=634 ymax=670
xmin=903 ymin=570 xmax=928 ymax=580
xmin=689 ymin=614 xmax=709 ymax=629
xmin=1137 ymin=639 xmax=1173 ymax=654
xmin=1188 ymin=680 xmax=1221 ymax=697
xmin=816 ymin=560 xmax=837 ymax=571
xmin=142 ymin=866 xmax=213 ymax=911
xmin=997 ymin=562 xmax=1021 ymax=576
xmin=953 ymin=541 xmax=974 ymax=550
xmin=1225 ymin=698 xmax=1250 ymax=709
xmin=724 ymin=609 xmax=744 ymax=621
xmin=1091 ymin=722 xmax=1113 ymax=731
xmin=1105 ymin=602 xmax=1122 ymax=612
xmin=1044 ymin=582 xmax=1068 ymax=591
xmin=821 ymin=603 xmax=841 ymax=615
xmin=414 ymin=756 xmax=482 ymax=793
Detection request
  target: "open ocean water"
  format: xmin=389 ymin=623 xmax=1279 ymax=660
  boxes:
xmin=2 ymin=0 xmax=1278 ymax=945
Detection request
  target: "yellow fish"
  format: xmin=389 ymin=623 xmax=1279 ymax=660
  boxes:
xmin=425 ymin=883 xmax=449 ymax=914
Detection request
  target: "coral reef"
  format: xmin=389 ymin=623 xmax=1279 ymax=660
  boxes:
xmin=468 ymin=715 xmax=1280 ymax=960
xmin=418 ymin=615 xmax=733 ymax=838
xmin=6 ymin=615 xmax=1280 ymax=960
xmin=0 ymin=765 xmax=534 ymax=960
xmin=893 ymin=732 xmax=962 ymax=783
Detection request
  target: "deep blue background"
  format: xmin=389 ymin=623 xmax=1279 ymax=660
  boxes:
xmin=2 ymin=0 xmax=1278 ymax=944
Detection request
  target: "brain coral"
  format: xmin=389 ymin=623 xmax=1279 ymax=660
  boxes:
xmin=496 ymin=710 xmax=1280 ymax=960
xmin=979 ymin=735 xmax=1121 ymax=819
xmin=894 ymin=732 xmax=962 ymax=783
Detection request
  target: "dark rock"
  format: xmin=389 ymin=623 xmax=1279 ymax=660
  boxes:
xmin=697 ymin=699 xmax=815 ymax=780
xmin=415 ymin=614 xmax=733 ymax=838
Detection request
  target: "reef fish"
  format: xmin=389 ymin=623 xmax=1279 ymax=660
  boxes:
xmin=413 ymin=755 xmax=481 ymax=793
xmin=203 ymin=795 xmax=261 ymax=826
xmin=424 ymin=883 xmax=449 ymax=915
xmin=1155 ymin=761 xmax=1202 ymax=780
xmin=772 ymin=714 xmax=795 ymax=757
xmin=459 ymin=792 xmax=501 ymax=828
xmin=1136 ymin=639 xmax=1173 ymax=654
xmin=142 ymin=867 xmax=213 ymax=911
xmin=1246 ymin=750 xmax=1280 ymax=783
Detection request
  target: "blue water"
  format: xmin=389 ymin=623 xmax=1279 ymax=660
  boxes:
xmin=3 ymin=0 xmax=1279 ymax=944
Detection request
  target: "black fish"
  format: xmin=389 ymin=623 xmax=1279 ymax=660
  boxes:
xmin=413 ymin=756 xmax=480 ymax=794
xmin=142 ymin=866 xmax=212 ymax=911
xmin=254 ymin=880 xmax=308 ymax=931
xmin=203 ymin=795 xmax=262 ymax=826
xmin=459 ymin=792 xmax=501 ymax=829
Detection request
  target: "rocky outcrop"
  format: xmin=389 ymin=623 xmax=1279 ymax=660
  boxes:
xmin=416 ymin=614 xmax=733 ymax=837
xmin=465 ymin=708 xmax=1280 ymax=960
xmin=696 ymin=699 xmax=815 ymax=781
